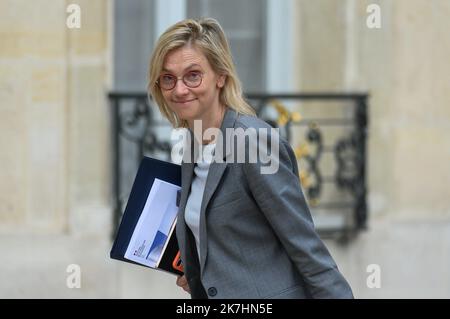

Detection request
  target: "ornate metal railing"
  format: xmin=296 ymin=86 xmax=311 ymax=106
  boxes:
xmin=108 ymin=92 xmax=368 ymax=243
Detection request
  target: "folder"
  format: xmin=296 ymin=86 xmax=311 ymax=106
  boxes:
xmin=110 ymin=156 xmax=184 ymax=276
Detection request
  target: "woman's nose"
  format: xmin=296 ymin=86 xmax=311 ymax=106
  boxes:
xmin=173 ymin=79 xmax=189 ymax=95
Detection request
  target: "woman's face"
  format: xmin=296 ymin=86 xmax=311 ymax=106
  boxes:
xmin=160 ymin=45 xmax=225 ymax=128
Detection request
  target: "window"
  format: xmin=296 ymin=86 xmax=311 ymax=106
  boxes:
xmin=187 ymin=0 xmax=267 ymax=92
xmin=113 ymin=0 xmax=155 ymax=91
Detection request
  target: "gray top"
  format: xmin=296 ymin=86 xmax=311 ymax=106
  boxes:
xmin=184 ymin=143 xmax=216 ymax=261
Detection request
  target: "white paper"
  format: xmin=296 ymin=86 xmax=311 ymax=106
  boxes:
xmin=124 ymin=178 xmax=181 ymax=268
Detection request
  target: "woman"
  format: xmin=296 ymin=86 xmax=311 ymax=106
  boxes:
xmin=148 ymin=17 xmax=353 ymax=299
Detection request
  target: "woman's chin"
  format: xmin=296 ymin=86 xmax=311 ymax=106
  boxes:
xmin=176 ymin=112 xmax=195 ymax=124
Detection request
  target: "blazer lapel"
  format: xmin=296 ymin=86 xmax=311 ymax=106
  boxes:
xmin=176 ymin=161 xmax=194 ymax=263
xmin=198 ymin=108 xmax=238 ymax=272
xmin=176 ymin=128 xmax=196 ymax=264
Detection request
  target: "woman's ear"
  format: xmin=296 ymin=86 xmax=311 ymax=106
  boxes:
xmin=217 ymin=74 xmax=226 ymax=88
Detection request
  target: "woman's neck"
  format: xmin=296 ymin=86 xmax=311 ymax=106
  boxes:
xmin=189 ymin=104 xmax=226 ymax=145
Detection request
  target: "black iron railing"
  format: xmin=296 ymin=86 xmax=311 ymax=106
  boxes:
xmin=108 ymin=92 xmax=369 ymax=242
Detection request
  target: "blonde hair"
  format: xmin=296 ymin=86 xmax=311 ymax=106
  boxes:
xmin=147 ymin=17 xmax=256 ymax=128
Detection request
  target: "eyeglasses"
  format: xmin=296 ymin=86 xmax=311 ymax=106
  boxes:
xmin=157 ymin=71 xmax=204 ymax=90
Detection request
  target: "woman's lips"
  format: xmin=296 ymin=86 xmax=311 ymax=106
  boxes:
xmin=174 ymin=99 xmax=196 ymax=104
xmin=173 ymin=98 xmax=197 ymax=106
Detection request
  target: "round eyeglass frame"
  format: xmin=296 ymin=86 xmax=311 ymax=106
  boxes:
xmin=156 ymin=71 xmax=205 ymax=91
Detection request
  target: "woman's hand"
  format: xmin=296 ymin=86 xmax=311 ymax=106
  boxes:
xmin=176 ymin=275 xmax=191 ymax=294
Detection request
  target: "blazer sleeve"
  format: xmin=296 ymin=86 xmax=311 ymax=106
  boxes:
xmin=242 ymin=134 xmax=354 ymax=299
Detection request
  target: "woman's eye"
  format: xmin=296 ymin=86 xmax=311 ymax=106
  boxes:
xmin=161 ymin=75 xmax=174 ymax=82
xmin=185 ymin=71 xmax=201 ymax=81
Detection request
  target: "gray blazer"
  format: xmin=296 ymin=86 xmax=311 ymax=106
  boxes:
xmin=176 ymin=107 xmax=353 ymax=299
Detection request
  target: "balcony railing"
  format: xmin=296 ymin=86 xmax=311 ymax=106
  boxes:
xmin=108 ymin=92 xmax=369 ymax=243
